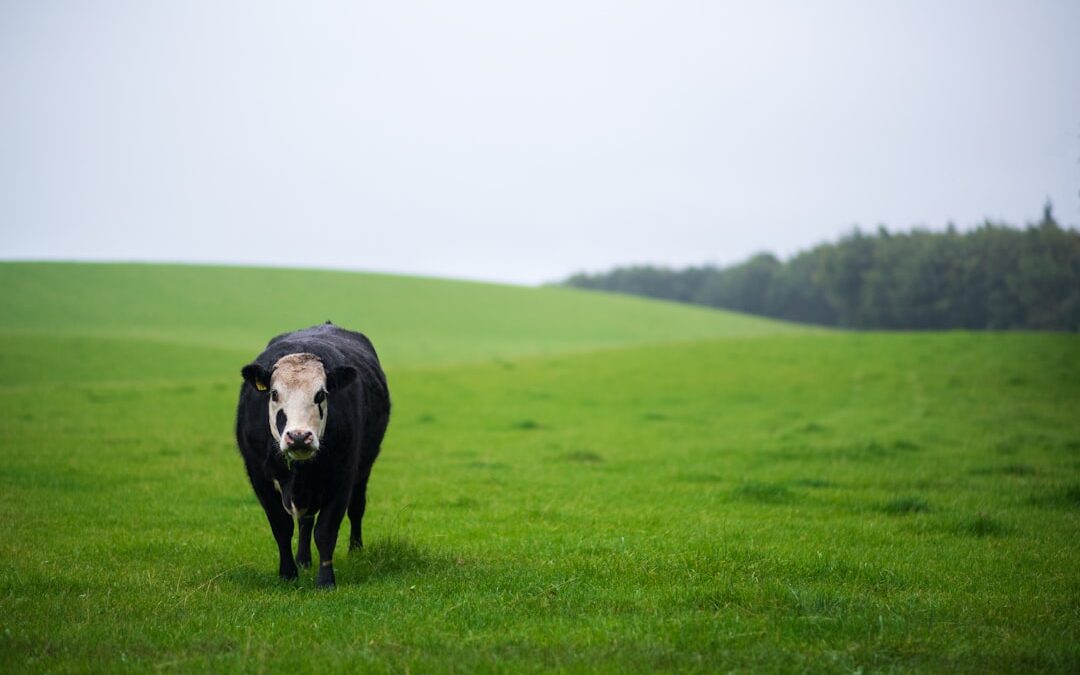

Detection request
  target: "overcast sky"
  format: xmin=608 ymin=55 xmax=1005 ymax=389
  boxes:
xmin=2 ymin=1 xmax=1078 ymax=285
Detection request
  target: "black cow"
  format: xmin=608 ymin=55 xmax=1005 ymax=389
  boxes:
xmin=235 ymin=322 xmax=390 ymax=587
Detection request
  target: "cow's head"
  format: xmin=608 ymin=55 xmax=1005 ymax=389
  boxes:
xmin=241 ymin=353 xmax=357 ymax=461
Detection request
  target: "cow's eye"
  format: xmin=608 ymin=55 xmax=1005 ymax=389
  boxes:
xmin=270 ymin=389 xmax=279 ymax=402
xmin=314 ymin=390 xmax=326 ymax=405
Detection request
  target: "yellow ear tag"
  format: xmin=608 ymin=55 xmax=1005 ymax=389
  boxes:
xmin=255 ymin=382 xmax=268 ymax=391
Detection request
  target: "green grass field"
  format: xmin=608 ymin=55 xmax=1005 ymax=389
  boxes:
xmin=1 ymin=262 xmax=1078 ymax=673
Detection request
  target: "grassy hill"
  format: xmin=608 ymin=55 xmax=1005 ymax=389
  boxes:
xmin=0 ymin=262 xmax=800 ymax=371
xmin=1 ymin=262 xmax=1078 ymax=673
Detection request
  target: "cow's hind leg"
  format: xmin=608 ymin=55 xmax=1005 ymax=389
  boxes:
xmin=296 ymin=514 xmax=315 ymax=568
xmin=347 ymin=464 xmax=373 ymax=551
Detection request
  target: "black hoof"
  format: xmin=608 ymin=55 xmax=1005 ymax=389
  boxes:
xmin=348 ymin=539 xmax=363 ymax=552
xmin=279 ymin=557 xmax=299 ymax=580
xmin=297 ymin=558 xmax=311 ymax=569
xmin=316 ymin=566 xmax=336 ymax=588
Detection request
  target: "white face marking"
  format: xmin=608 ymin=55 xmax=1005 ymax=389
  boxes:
xmin=268 ymin=353 xmax=329 ymax=459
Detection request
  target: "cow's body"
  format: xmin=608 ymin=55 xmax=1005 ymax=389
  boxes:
xmin=235 ymin=322 xmax=390 ymax=587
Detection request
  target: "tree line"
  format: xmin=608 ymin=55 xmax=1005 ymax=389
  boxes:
xmin=562 ymin=205 xmax=1080 ymax=331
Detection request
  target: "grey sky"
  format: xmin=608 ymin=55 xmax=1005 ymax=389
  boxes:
xmin=2 ymin=1 xmax=1078 ymax=285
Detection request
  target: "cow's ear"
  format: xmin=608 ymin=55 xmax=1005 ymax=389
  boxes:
xmin=326 ymin=365 xmax=357 ymax=392
xmin=241 ymin=363 xmax=271 ymax=392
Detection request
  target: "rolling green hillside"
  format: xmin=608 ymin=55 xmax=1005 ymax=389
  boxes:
xmin=0 ymin=263 xmax=801 ymax=372
xmin=1 ymin=262 xmax=1078 ymax=673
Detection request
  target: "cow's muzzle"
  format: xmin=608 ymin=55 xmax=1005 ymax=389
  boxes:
xmin=283 ymin=430 xmax=317 ymax=461
xmin=286 ymin=430 xmax=314 ymax=447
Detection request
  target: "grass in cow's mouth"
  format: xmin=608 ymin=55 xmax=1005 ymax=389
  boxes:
xmin=1 ymin=262 xmax=1078 ymax=673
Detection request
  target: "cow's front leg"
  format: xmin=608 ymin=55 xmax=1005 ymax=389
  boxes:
xmin=296 ymin=514 xmax=314 ymax=568
xmin=273 ymin=516 xmax=298 ymax=580
xmin=313 ymin=498 xmax=348 ymax=588
xmin=251 ymin=477 xmax=298 ymax=580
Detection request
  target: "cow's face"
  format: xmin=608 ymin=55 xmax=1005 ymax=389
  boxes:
xmin=242 ymin=353 xmax=357 ymax=461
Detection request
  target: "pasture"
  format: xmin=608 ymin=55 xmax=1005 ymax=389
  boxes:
xmin=1 ymin=262 xmax=1078 ymax=673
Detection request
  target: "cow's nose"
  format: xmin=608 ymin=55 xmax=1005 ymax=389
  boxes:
xmin=286 ymin=430 xmax=314 ymax=446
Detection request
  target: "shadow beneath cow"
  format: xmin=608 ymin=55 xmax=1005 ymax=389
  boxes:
xmin=220 ymin=535 xmax=457 ymax=590
xmin=345 ymin=535 xmax=458 ymax=584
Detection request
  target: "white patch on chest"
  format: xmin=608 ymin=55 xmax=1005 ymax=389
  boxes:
xmin=288 ymin=500 xmax=307 ymax=518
